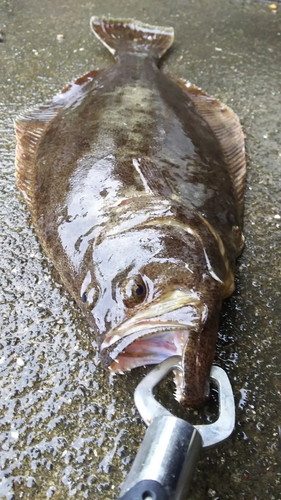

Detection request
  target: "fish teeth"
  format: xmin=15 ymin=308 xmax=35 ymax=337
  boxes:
xmin=173 ymin=369 xmax=184 ymax=403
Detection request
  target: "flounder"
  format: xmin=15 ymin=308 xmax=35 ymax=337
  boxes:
xmin=15 ymin=17 xmax=246 ymax=406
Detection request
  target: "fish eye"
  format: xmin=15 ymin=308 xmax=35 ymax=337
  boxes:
xmin=80 ymin=284 xmax=97 ymax=306
xmin=121 ymin=275 xmax=147 ymax=308
xmin=135 ymin=284 xmax=145 ymax=296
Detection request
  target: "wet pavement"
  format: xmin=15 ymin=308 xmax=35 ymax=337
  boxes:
xmin=0 ymin=0 xmax=281 ymax=498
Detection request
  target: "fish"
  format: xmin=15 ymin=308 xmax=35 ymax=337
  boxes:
xmin=14 ymin=17 xmax=246 ymax=406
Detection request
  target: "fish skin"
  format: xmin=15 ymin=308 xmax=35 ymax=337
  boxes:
xmin=15 ymin=17 xmax=246 ymax=406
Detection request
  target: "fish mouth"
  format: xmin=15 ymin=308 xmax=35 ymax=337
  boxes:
xmin=104 ymin=325 xmax=191 ymax=370
xmin=100 ymin=290 xmax=207 ymax=402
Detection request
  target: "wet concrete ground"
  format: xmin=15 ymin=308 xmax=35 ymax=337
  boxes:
xmin=0 ymin=0 xmax=281 ymax=498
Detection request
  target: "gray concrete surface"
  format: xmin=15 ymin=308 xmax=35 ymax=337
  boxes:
xmin=0 ymin=0 xmax=280 ymax=498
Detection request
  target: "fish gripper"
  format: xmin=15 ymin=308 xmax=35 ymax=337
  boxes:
xmin=117 ymin=356 xmax=235 ymax=500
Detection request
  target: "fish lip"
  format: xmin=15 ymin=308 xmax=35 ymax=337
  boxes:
xmin=100 ymin=291 xmax=205 ymax=368
xmin=101 ymin=289 xmax=203 ymax=352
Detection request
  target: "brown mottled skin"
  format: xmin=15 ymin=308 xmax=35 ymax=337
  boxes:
xmin=15 ymin=18 xmax=246 ymax=406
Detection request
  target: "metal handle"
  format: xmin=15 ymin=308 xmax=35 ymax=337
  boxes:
xmin=118 ymin=480 xmax=169 ymax=500
xmin=118 ymin=415 xmax=202 ymax=500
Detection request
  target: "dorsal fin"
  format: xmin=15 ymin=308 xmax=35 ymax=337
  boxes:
xmin=90 ymin=17 xmax=174 ymax=58
xmin=170 ymin=78 xmax=246 ymax=219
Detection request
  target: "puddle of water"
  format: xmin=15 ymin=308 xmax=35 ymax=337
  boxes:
xmin=0 ymin=0 xmax=280 ymax=498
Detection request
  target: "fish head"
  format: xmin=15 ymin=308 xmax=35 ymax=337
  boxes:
xmin=80 ymin=213 xmax=229 ymax=407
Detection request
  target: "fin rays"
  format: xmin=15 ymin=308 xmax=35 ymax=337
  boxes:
xmin=90 ymin=16 xmax=174 ymax=58
xmin=172 ymin=79 xmax=246 ymax=219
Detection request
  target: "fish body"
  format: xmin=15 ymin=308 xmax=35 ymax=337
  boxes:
xmin=15 ymin=18 xmax=246 ymax=406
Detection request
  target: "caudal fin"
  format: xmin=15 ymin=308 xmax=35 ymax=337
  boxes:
xmin=90 ymin=16 xmax=174 ymax=59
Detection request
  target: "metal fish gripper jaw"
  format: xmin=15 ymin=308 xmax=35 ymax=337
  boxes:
xmin=118 ymin=355 xmax=235 ymax=500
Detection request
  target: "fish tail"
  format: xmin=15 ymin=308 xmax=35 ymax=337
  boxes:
xmin=90 ymin=17 xmax=174 ymax=59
